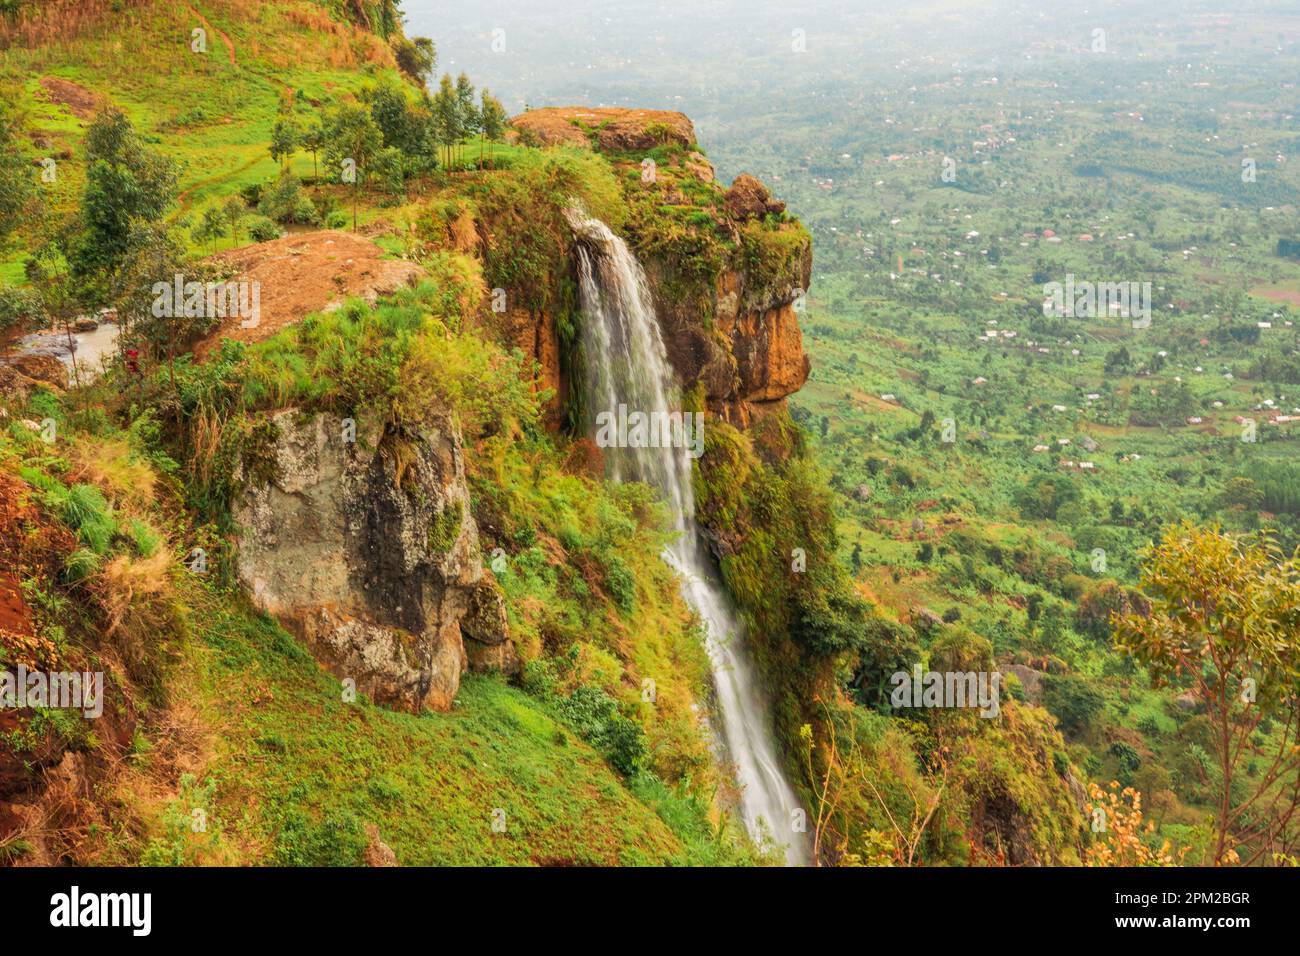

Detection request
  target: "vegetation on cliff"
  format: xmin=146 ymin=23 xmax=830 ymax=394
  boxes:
xmin=3 ymin=0 xmax=1297 ymax=870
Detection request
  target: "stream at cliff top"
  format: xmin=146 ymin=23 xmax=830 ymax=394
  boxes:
xmin=6 ymin=321 xmax=121 ymax=385
xmin=568 ymin=208 xmax=809 ymax=866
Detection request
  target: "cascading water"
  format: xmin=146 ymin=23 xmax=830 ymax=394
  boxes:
xmin=568 ymin=209 xmax=810 ymax=866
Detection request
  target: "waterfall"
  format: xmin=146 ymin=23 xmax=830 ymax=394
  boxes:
xmin=568 ymin=209 xmax=810 ymax=866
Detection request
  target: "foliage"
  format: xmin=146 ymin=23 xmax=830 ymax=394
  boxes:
xmin=259 ymin=171 xmax=318 ymax=225
xmin=1112 ymin=523 xmax=1300 ymax=864
xmin=1085 ymin=782 xmax=1184 ymax=866
xmin=65 ymin=108 xmax=177 ymax=302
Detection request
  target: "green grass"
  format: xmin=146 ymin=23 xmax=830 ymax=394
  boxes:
xmin=0 ymin=0 xmax=407 ymax=272
xmin=173 ymin=602 xmax=690 ymax=866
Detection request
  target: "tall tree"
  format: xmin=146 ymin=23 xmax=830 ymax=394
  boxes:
xmin=0 ymin=103 xmax=39 ymax=248
xmin=322 ymin=102 xmax=382 ymax=231
xmin=270 ymin=115 xmax=300 ymax=170
xmin=300 ymin=120 xmax=325 ymax=182
xmin=193 ymin=205 xmax=226 ymax=252
xmin=392 ymin=34 xmax=436 ymax=85
xmin=431 ymin=74 xmax=460 ymax=169
xmin=479 ymin=89 xmax=508 ymax=169
xmin=220 ymin=195 xmax=246 ymax=247
xmin=1113 ymin=523 xmax=1300 ymax=865
xmin=67 ymin=108 xmax=176 ymax=302
xmin=454 ymin=73 xmax=478 ymax=166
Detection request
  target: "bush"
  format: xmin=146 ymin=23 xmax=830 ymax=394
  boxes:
xmin=60 ymin=483 xmax=117 ymax=555
xmin=259 ymin=172 xmax=318 ymax=225
xmin=555 ymin=684 xmax=647 ymax=776
xmin=1043 ymin=674 xmax=1105 ymax=735
xmin=1109 ymin=740 xmax=1142 ymax=784
xmin=599 ymin=551 xmax=636 ymax=613
xmin=246 ymin=216 xmax=282 ymax=242
xmin=0 ymin=285 xmax=47 ymax=332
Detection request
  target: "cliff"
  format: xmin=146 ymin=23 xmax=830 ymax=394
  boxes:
xmin=505 ymin=107 xmax=812 ymax=430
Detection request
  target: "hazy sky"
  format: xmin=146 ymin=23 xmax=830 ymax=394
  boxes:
xmin=399 ymin=0 xmax=1296 ymax=182
xmin=399 ymin=0 xmax=1267 ymax=112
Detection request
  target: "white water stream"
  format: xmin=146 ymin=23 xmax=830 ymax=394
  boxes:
xmin=569 ymin=209 xmax=809 ymax=865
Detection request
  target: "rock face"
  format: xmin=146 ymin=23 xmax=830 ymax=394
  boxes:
xmin=234 ymin=409 xmax=517 ymax=713
xmin=646 ymin=255 xmax=812 ymax=428
xmin=499 ymin=304 xmax=566 ymax=430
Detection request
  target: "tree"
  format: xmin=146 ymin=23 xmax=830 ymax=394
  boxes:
xmin=370 ymin=146 xmax=405 ymax=199
xmin=300 ymin=120 xmax=325 ymax=181
xmin=322 ymin=102 xmax=382 ymax=231
xmin=110 ymin=219 xmax=193 ymax=394
xmin=270 ymin=115 xmax=300 ymax=170
xmin=220 ymin=195 xmax=246 ymax=247
xmin=367 ymin=81 xmax=417 ymax=153
xmin=66 ymin=107 xmax=176 ymax=300
xmin=24 ymin=242 xmax=81 ymax=387
xmin=1222 ymin=476 xmax=1264 ymax=511
xmin=1113 ymin=523 xmax=1300 ymax=865
xmin=0 ymin=103 xmax=39 ymax=248
xmin=1103 ymin=345 xmax=1132 ymax=374
xmin=392 ymin=34 xmax=436 ymax=85
xmin=192 ymin=206 xmax=226 ymax=251
xmin=431 ymin=74 xmax=460 ymax=168
xmin=478 ymin=88 xmax=508 ymax=168
xmin=455 ymin=73 xmax=478 ymax=166
xmin=1076 ymin=579 xmax=1144 ymax=641
xmin=259 ymin=171 xmax=318 ymax=225
xmin=1042 ymin=674 xmax=1103 ymax=734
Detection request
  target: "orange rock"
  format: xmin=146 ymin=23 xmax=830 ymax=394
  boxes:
xmin=511 ymin=106 xmax=696 ymax=151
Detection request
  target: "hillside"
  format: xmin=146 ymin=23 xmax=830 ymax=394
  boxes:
xmin=0 ymin=0 xmax=824 ymax=866
xmin=2 ymin=0 xmax=1298 ymax=871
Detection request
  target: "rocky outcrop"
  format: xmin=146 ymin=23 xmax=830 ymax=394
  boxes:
xmin=724 ymin=173 xmax=787 ymax=221
xmin=501 ymin=107 xmax=812 ymax=431
xmin=642 ymin=220 xmax=811 ymax=427
xmin=7 ymin=353 xmax=67 ymax=391
xmin=511 ymin=107 xmax=696 ymax=151
xmin=234 ymin=409 xmax=515 ymax=713
xmin=499 ymin=304 xmax=566 ymax=430
xmin=363 ymin=824 xmax=398 ymax=866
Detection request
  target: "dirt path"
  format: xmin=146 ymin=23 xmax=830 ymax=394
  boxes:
xmin=174 ymin=152 xmax=263 ymax=212
xmin=187 ymin=4 xmax=236 ymax=67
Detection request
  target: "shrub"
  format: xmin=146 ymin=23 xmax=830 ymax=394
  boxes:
xmin=0 ymin=285 xmax=47 ymax=332
xmin=1110 ymin=740 xmax=1142 ymax=782
xmin=599 ymin=551 xmax=636 ymax=613
xmin=555 ymin=684 xmax=647 ymax=776
xmin=1043 ymin=674 xmax=1105 ymax=735
xmin=259 ymin=172 xmax=318 ymax=225
xmin=246 ymin=216 xmax=282 ymax=242
xmin=60 ymin=483 xmax=117 ymax=555
xmin=125 ymin=518 xmax=162 ymax=558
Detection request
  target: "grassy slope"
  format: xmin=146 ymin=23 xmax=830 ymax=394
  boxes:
xmin=1 ymin=1 xmax=756 ymax=866
xmin=0 ymin=0 xmax=398 ymax=280
xmin=164 ymin=602 xmax=684 ymax=866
